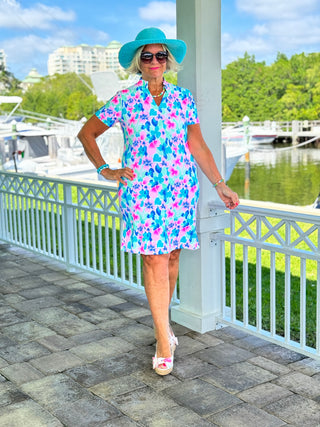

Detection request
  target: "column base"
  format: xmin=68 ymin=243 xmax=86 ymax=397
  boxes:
xmin=171 ymin=304 xmax=218 ymax=334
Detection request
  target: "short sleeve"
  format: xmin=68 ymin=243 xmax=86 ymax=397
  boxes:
xmin=95 ymin=91 xmax=122 ymax=127
xmin=186 ymin=90 xmax=199 ymax=126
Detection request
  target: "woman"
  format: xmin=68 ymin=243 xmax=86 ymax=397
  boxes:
xmin=77 ymin=27 xmax=239 ymax=376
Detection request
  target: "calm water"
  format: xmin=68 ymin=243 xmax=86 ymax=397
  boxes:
xmin=227 ymin=145 xmax=320 ymax=206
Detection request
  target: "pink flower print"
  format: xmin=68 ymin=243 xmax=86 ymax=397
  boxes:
xmin=168 ymin=210 xmax=174 ymax=218
xmin=129 ymin=116 xmax=137 ymax=124
xmin=140 ymin=130 xmax=147 ymax=140
xmin=128 ymin=127 xmax=134 ymax=135
xmin=126 ymin=229 xmax=132 ymax=238
xmin=191 ymin=185 xmax=197 ymax=193
xmin=174 ymin=158 xmax=181 ymax=166
xmin=166 ymin=120 xmax=175 ymax=129
xmin=173 ymin=201 xmax=179 ymax=209
xmin=154 ymin=227 xmax=162 ymax=236
xmin=151 ymin=184 xmax=161 ymax=193
xmin=170 ymin=111 xmax=177 ymax=119
xmin=133 ymin=213 xmax=139 ymax=221
xmin=169 ymin=167 xmax=178 ymax=176
xmin=132 ymin=161 xmax=139 ymax=169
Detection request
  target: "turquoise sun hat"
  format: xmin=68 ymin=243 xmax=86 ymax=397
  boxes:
xmin=118 ymin=27 xmax=187 ymax=69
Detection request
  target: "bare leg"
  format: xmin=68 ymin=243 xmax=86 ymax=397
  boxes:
xmin=168 ymin=249 xmax=181 ymax=303
xmin=142 ymin=253 xmax=171 ymax=359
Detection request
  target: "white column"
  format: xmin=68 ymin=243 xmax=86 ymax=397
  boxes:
xmin=171 ymin=0 xmax=228 ymax=332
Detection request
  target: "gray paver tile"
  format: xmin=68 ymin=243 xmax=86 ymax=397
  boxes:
xmin=172 ymin=355 xmax=216 ymax=380
xmin=254 ymin=343 xmax=306 ymax=364
xmin=29 ymin=351 xmax=83 ymax=374
xmin=82 ymin=294 xmax=127 ymax=308
xmin=50 ymin=318 xmax=97 ymax=337
xmin=196 ymin=343 xmax=254 ymax=367
xmin=273 ymin=371 xmax=320 ymax=399
xmin=208 ymin=326 xmax=249 ymax=341
xmin=0 ymin=342 xmax=51 ymax=363
xmin=90 ymin=374 xmax=145 ymax=398
xmin=0 ymin=400 xmax=63 ymax=427
xmin=65 ymin=363 xmax=114 ymax=388
xmin=173 ymin=335 xmax=207 ymax=356
xmin=70 ymin=337 xmax=136 ymax=362
xmin=70 ymin=329 xmax=112 ymax=345
xmin=12 ymin=296 xmax=63 ymax=313
xmin=98 ymin=316 xmax=136 ymax=331
xmin=164 ymin=378 xmax=241 ymax=416
xmin=116 ymin=323 xmax=155 ymax=345
xmin=131 ymin=369 xmax=182 ymax=391
xmin=78 ymin=307 xmax=121 ymax=324
xmin=37 ymin=334 xmax=71 ymax=351
xmin=249 ymin=356 xmax=291 ymax=376
xmin=186 ymin=330 xmax=224 ymax=347
xmin=1 ymin=321 xmax=56 ymax=343
xmin=232 ymin=334 xmax=271 ymax=351
xmin=201 ymin=361 xmax=277 ymax=393
xmin=52 ymin=395 xmax=121 ymax=426
xmin=142 ymin=405 xmax=215 ymax=426
xmin=0 ymin=382 xmax=30 ymax=407
xmin=264 ymin=394 xmax=320 ymax=425
xmin=208 ymin=402 xmax=286 ymax=427
xmin=1 ymin=362 xmax=44 ymax=385
xmin=0 ymin=310 xmax=25 ymax=327
xmin=237 ymin=382 xmax=293 ymax=408
xmin=109 ymin=386 xmax=177 ymax=421
xmin=104 ymin=416 xmax=139 ymax=426
xmin=18 ymin=285 xmax=63 ymax=299
xmin=289 ymin=357 xmax=320 ymax=376
xmin=21 ymin=374 xmax=90 ymax=411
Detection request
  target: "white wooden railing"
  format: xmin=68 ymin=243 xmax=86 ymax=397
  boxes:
xmin=1 ymin=171 xmax=320 ymax=359
xmin=0 ymin=171 xmax=145 ymax=293
xmin=210 ymin=200 xmax=320 ymax=359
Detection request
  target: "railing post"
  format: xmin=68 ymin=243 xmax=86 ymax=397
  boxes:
xmin=63 ymin=182 xmax=77 ymax=271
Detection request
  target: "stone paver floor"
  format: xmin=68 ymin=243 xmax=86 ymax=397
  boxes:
xmin=0 ymin=242 xmax=320 ymax=426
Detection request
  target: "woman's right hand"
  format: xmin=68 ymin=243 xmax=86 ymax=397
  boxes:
xmin=101 ymin=167 xmax=135 ymax=185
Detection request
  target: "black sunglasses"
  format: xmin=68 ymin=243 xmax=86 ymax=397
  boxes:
xmin=140 ymin=51 xmax=168 ymax=64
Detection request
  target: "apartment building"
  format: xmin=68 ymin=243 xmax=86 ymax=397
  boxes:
xmin=47 ymin=41 xmax=122 ymax=76
xmin=0 ymin=50 xmax=6 ymax=69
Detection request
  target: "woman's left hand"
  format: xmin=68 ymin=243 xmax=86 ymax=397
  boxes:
xmin=215 ymin=182 xmax=239 ymax=210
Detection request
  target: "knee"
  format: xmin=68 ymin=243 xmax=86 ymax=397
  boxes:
xmin=142 ymin=253 xmax=170 ymax=267
xmin=169 ymin=249 xmax=181 ymax=263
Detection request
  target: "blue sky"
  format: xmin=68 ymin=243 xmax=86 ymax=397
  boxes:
xmin=1 ymin=0 xmax=320 ymax=79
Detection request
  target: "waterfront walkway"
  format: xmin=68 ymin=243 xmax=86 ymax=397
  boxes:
xmin=1 ymin=243 xmax=320 ymax=426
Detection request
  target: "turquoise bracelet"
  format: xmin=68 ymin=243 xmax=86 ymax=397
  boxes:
xmin=97 ymin=163 xmax=109 ymax=174
xmin=213 ymin=178 xmax=224 ymax=188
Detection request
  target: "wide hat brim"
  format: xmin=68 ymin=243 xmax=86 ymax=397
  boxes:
xmin=118 ymin=27 xmax=187 ymax=69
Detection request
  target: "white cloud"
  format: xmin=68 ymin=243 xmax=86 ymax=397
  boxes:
xmin=236 ymin=0 xmax=318 ymax=20
xmin=139 ymin=1 xmax=176 ymax=22
xmin=3 ymin=31 xmax=78 ymax=76
xmin=158 ymin=23 xmax=176 ymax=39
xmin=0 ymin=0 xmax=75 ymax=30
xmin=223 ymin=0 xmax=320 ymax=66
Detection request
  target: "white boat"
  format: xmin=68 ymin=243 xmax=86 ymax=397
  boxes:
xmin=222 ymin=124 xmax=277 ymax=146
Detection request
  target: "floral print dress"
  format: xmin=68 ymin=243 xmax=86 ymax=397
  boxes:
xmin=95 ymin=78 xmax=200 ymax=254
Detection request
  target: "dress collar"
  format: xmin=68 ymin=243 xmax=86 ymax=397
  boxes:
xmin=137 ymin=77 xmax=170 ymax=91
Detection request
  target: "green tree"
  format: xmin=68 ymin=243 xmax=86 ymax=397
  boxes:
xmin=0 ymin=65 xmax=21 ymax=93
xmin=22 ymin=73 xmax=102 ymax=120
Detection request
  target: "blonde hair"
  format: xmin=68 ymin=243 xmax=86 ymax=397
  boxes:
xmin=125 ymin=44 xmax=181 ymax=74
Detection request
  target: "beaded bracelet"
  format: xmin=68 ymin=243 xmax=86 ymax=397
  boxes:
xmin=97 ymin=163 xmax=109 ymax=174
xmin=213 ymin=178 xmax=224 ymax=188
